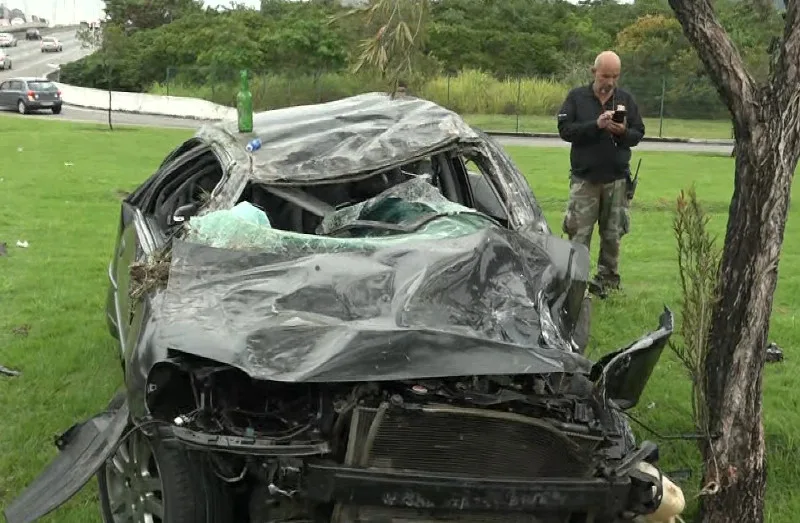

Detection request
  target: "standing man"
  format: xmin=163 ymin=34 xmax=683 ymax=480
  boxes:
xmin=557 ymin=50 xmax=644 ymax=298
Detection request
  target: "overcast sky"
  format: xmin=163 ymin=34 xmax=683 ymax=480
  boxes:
xmin=6 ymin=0 xmax=261 ymax=25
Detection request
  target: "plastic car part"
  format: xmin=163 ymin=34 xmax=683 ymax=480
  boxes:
xmin=3 ymin=400 xmax=130 ymax=523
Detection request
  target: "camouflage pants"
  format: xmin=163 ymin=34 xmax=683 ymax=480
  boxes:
xmin=562 ymin=176 xmax=630 ymax=285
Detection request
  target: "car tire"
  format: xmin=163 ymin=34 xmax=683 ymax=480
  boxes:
xmin=52 ymin=105 xmax=62 ymax=114
xmin=96 ymin=395 xmax=234 ymax=523
xmin=17 ymin=100 xmax=27 ymax=115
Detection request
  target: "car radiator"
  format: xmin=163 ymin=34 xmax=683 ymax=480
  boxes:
xmin=331 ymin=403 xmax=602 ymax=523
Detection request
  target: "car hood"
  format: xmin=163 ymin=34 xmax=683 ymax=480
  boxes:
xmin=148 ymin=183 xmax=592 ymax=382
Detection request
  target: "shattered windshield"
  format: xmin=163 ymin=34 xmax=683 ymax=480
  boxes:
xmin=185 ymin=178 xmax=497 ymax=253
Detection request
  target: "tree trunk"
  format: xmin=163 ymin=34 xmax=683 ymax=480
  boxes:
xmin=665 ymin=0 xmax=800 ymax=521
xmin=701 ymin=103 xmax=798 ymax=522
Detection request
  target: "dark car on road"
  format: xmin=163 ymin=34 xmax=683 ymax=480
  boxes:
xmin=25 ymin=28 xmax=41 ymax=40
xmin=5 ymin=93 xmax=684 ymax=523
xmin=0 ymin=77 xmax=62 ymax=114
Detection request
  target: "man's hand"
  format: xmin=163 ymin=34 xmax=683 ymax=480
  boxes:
xmin=607 ymin=119 xmax=627 ymax=136
xmin=596 ymin=110 xmax=614 ymax=129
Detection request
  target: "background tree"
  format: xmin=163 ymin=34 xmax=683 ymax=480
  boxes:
xmin=333 ymin=0 xmax=432 ymax=92
xmin=103 ymin=0 xmax=203 ymax=30
xmin=665 ymin=0 xmax=799 ymax=521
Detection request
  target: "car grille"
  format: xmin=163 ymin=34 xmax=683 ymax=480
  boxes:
xmin=331 ymin=404 xmax=600 ymax=523
xmin=344 ymin=404 xmax=596 ymax=480
xmin=345 ymin=506 xmax=561 ymax=523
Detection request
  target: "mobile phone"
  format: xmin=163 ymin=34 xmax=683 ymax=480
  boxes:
xmin=612 ymin=105 xmax=626 ymax=123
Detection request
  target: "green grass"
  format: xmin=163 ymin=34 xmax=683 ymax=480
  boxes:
xmin=0 ymin=116 xmax=796 ymax=522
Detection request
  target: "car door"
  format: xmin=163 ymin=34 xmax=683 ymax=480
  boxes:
xmin=0 ymin=81 xmax=10 ymax=106
xmin=106 ymin=139 xmax=225 ymax=358
xmin=8 ymin=80 xmax=23 ymax=104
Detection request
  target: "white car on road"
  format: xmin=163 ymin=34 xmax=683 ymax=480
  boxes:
xmin=0 ymin=32 xmax=17 ymax=47
xmin=0 ymin=50 xmax=12 ymax=70
xmin=41 ymin=37 xmax=63 ymax=53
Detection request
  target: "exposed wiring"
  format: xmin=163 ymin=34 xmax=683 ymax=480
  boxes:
xmin=616 ymin=406 xmax=716 ymax=441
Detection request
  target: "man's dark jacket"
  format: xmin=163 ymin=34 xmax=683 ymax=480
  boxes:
xmin=556 ymin=84 xmax=645 ymax=184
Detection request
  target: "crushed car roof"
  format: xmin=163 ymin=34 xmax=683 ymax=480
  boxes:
xmin=196 ymin=92 xmax=483 ymax=184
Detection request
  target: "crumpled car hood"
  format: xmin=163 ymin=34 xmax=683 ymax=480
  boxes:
xmin=151 ymin=214 xmax=592 ymax=382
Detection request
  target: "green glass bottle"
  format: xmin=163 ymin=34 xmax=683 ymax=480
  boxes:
xmin=236 ymin=69 xmax=253 ymax=133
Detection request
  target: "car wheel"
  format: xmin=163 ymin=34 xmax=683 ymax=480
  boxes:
xmin=96 ymin=414 xmax=233 ymax=522
xmin=52 ymin=105 xmax=62 ymax=114
xmin=17 ymin=100 xmax=27 ymax=115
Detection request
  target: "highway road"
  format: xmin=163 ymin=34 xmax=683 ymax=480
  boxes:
xmin=4 ymin=104 xmax=735 ymax=153
xmin=0 ymin=28 xmax=92 ymax=81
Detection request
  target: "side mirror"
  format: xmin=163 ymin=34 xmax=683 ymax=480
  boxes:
xmin=590 ymin=307 xmax=674 ymax=410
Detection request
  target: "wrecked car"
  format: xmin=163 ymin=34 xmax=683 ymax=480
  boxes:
xmin=5 ymin=92 xmax=683 ymax=523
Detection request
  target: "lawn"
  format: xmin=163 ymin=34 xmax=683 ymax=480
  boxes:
xmin=0 ymin=116 xmax=797 ymax=522
xmin=464 ymin=113 xmax=734 ymax=141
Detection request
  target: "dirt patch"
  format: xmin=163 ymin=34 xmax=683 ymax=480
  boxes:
xmin=12 ymin=324 xmax=30 ymax=337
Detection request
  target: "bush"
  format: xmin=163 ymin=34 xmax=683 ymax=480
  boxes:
xmin=149 ymin=68 xmax=572 ymax=116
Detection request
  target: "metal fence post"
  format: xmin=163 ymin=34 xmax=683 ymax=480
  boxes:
xmin=658 ymin=76 xmax=666 ymax=138
xmin=447 ymin=74 xmax=451 ymax=106
xmin=516 ymin=77 xmax=521 ymax=133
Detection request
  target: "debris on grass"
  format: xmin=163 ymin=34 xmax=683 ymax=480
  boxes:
xmin=16 ymin=240 xmax=28 ymax=248
xmin=0 ymin=364 xmax=20 ymax=377
xmin=12 ymin=324 xmax=30 ymax=337
xmin=766 ymin=342 xmax=784 ymax=363
xmin=0 ymin=242 xmax=6 ymax=256
xmin=130 ymin=249 xmax=172 ymax=300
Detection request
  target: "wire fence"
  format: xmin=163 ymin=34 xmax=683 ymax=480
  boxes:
xmin=147 ymin=66 xmax=734 ymax=141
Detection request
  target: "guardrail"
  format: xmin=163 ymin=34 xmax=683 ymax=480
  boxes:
xmin=1 ymin=22 xmax=47 ymax=33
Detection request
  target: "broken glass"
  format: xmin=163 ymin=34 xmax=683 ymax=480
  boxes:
xmin=184 ymin=178 xmax=498 ymax=254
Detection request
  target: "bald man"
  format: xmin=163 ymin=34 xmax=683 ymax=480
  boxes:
xmin=556 ymin=50 xmax=644 ymax=298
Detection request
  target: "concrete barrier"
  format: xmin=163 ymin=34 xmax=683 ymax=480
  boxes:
xmin=55 ymin=82 xmax=237 ymax=121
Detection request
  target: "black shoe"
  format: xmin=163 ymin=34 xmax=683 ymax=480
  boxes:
xmin=588 ymin=278 xmax=608 ymax=299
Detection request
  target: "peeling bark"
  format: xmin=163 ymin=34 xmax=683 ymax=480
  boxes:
xmin=665 ymin=0 xmax=800 ymax=521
